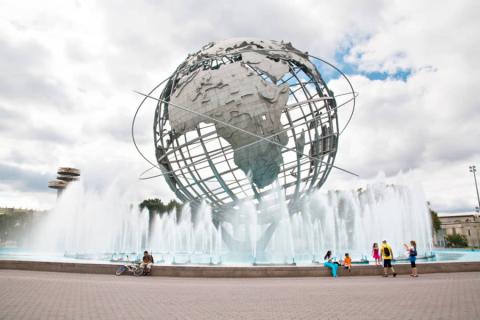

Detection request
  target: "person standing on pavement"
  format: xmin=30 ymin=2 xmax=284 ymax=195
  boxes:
xmin=404 ymin=240 xmax=418 ymax=277
xmin=372 ymin=242 xmax=381 ymax=266
xmin=380 ymin=240 xmax=397 ymax=277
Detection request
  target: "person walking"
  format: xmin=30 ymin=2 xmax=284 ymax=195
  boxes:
xmin=372 ymin=243 xmax=381 ymax=266
xmin=323 ymin=250 xmax=339 ymax=277
xmin=404 ymin=240 xmax=418 ymax=277
xmin=380 ymin=240 xmax=396 ymax=277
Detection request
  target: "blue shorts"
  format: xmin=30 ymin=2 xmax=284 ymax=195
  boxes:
xmin=409 ymin=256 xmax=416 ymax=268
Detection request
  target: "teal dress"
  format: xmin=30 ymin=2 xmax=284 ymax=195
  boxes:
xmin=323 ymin=258 xmax=338 ymax=277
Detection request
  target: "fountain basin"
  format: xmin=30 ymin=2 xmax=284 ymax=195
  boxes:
xmin=1 ymin=258 xmax=480 ymax=277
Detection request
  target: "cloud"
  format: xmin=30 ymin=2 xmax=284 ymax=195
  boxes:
xmin=0 ymin=105 xmax=75 ymax=144
xmin=0 ymin=163 xmax=49 ymax=192
xmin=0 ymin=28 xmax=72 ymax=108
xmin=323 ymin=1 xmax=480 ymax=211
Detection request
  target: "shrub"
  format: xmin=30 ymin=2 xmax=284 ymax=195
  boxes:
xmin=445 ymin=234 xmax=468 ymax=248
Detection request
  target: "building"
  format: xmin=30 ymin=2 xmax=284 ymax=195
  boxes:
xmin=437 ymin=211 xmax=480 ymax=247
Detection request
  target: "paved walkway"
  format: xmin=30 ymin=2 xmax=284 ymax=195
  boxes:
xmin=0 ymin=270 xmax=479 ymax=320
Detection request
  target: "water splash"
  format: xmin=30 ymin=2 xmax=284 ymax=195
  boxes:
xmin=29 ymin=178 xmax=432 ymax=264
xmin=32 ymin=182 xmax=149 ymax=259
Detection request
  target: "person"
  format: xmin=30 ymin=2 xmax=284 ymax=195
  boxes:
xmin=323 ymin=250 xmax=339 ymax=277
xmin=140 ymin=251 xmax=154 ymax=275
xmin=404 ymin=240 xmax=418 ymax=277
xmin=343 ymin=253 xmax=352 ymax=272
xmin=380 ymin=240 xmax=396 ymax=277
xmin=372 ymin=243 xmax=381 ymax=266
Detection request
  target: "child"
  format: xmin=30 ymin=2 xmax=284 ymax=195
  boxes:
xmin=343 ymin=253 xmax=352 ymax=272
xmin=372 ymin=243 xmax=381 ymax=266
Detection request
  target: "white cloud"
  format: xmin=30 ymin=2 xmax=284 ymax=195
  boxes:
xmin=324 ymin=0 xmax=480 ymax=211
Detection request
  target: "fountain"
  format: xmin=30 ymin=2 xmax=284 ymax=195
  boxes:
xmin=24 ymin=177 xmax=433 ymax=265
xmin=31 ymin=182 xmax=150 ymax=261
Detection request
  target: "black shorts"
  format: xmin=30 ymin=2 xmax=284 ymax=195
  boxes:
xmin=410 ymin=260 xmax=416 ymax=268
xmin=383 ymin=259 xmax=392 ymax=268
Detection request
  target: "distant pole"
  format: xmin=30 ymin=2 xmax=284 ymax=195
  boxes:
xmin=469 ymin=165 xmax=480 ymax=214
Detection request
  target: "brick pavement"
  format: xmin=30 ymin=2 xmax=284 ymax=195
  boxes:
xmin=0 ymin=270 xmax=479 ymax=320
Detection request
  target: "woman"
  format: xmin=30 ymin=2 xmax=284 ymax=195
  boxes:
xmin=323 ymin=250 xmax=339 ymax=277
xmin=404 ymin=240 xmax=418 ymax=277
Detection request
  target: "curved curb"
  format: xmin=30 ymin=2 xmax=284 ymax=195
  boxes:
xmin=1 ymin=260 xmax=480 ymax=277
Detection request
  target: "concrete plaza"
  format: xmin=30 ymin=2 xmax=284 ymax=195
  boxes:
xmin=0 ymin=270 xmax=479 ymax=320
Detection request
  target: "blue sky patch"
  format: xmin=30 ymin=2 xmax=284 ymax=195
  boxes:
xmin=312 ymin=47 xmax=412 ymax=83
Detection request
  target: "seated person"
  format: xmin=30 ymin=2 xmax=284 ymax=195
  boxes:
xmin=343 ymin=253 xmax=352 ymax=272
xmin=140 ymin=251 xmax=154 ymax=275
xmin=323 ymin=250 xmax=339 ymax=277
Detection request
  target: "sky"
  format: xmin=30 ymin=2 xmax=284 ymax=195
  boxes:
xmin=0 ymin=0 xmax=479 ymax=212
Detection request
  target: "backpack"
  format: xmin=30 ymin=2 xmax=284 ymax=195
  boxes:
xmin=383 ymin=246 xmax=390 ymax=257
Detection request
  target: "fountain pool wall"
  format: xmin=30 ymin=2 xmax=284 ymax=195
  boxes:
xmin=19 ymin=178 xmax=433 ymax=265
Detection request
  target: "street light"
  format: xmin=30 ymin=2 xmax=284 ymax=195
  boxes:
xmin=469 ymin=165 xmax=480 ymax=214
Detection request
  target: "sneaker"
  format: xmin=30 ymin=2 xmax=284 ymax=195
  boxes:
xmin=383 ymin=274 xmax=388 ymax=277
xmin=410 ymin=274 xmax=414 ymax=277
xmin=393 ymin=273 xmax=397 ymax=277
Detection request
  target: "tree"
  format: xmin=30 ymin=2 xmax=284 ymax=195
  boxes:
xmin=139 ymin=199 xmax=182 ymax=216
xmin=426 ymin=202 xmax=441 ymax=233
xmin=445 ymin=234 xmax=468 ymax=248
xmin=430 ymin=208 xmax=441 ymax=233
xmin=0 ymin=210 xmax=42 ymax=245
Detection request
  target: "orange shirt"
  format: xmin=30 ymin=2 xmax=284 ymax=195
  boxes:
xmin=344 ymin=256 xmax=352 ymax=266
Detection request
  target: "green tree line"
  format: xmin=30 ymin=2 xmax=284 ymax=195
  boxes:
xmin=138 ymin=199 xmax=183 ymax=215
xmin=429 ymin=207 xmax=441 ymax=232
xmin=0 ymin=210 xmax=45 ymax=245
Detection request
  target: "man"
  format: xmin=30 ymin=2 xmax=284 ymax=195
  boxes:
xmin=140 ymin=251 xmax=154 ymax=275
xmin=380 ymin=240 xmax=396 ymax=277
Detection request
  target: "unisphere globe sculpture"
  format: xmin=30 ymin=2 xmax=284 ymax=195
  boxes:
xmin=134 ymin=38 xmax=355 ymax=217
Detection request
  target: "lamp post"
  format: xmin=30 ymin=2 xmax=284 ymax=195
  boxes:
xmin=469 ymin=165 xmax=480 ymax=214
